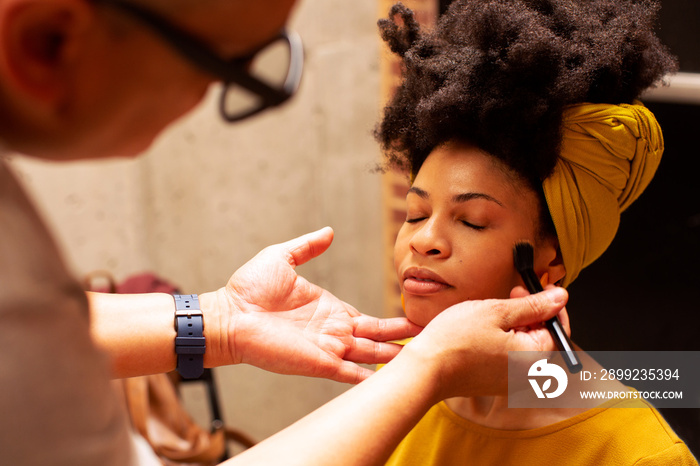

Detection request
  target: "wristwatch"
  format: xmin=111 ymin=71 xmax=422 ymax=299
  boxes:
xmin=173 ymin=294 xmax=206 ymax=379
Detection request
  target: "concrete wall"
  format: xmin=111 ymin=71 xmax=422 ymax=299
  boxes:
xmin=8 ymin=0 xmax=384 ymax=443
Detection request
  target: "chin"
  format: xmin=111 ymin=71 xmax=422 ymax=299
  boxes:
xmin=97 ymin=135 xmax=158 ymax=160
xmin=404 ymin=303 xmax=442 ymax=327
xmin=404 ymin=294 xmax=467 ymax=327
xmin=39 ymin=133 xmax=156 ymax=161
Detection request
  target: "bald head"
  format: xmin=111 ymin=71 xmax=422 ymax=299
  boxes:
xmin=0 ymin=0 xmax=300 ymax=159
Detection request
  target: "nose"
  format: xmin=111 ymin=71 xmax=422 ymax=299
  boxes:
xmin=409 ymin=217 xmax=451 ymax=258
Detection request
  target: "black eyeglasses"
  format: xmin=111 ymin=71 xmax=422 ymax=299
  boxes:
xmin=98 ymin=0 xmax=304 ymax=122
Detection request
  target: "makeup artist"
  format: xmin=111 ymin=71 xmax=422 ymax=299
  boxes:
xmin=0 ymin=1 xmax=570 ymax=464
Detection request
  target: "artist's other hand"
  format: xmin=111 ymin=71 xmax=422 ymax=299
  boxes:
xmin=399 ymin=287 xmax=569 ymax=402
xmin=203 ymin=227 xmax=421 ymax=384
xmin=509 ymin=283 xmax=571 ymax=335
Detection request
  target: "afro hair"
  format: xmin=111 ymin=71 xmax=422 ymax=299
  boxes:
xmin=375 ymin=0 xmax=678 ymax=186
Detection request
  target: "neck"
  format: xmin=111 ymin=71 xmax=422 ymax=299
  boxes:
xmin=445 ymin=351 xmax=630 ymax=430
xmin=445 ymin=393 xmax=593 ymax=430
xmin=445 ymin=395 xmax=514 ymax=429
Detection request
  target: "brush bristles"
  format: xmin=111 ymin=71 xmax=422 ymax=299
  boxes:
xmin=513 ymin=241 xmax=544 ymax=293
xmin=513 ymin=241 xmax=535 ymax=274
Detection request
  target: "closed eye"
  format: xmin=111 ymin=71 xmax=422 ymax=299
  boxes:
xmin=405 ymin=217 xmax=427 ymax=224
xmin=461 ymin=220 xmax=485 ymax=231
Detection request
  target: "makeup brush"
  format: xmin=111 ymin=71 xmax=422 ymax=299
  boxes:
xmin=513 ymin=241 xmax=582 ymax=374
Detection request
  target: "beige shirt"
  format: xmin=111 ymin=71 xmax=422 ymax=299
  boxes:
xmin=0 ymin=157 xmax=136 ymax=465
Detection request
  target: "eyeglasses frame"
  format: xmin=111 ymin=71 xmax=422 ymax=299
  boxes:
xmin=96 ymin=0 xmax=304 ymax=122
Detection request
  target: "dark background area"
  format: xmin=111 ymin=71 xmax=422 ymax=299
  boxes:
xmin=567 ymin=101 xmax=700 ymax=456
xmin=437 ymin=0 xmax=700 ymax=456
xmin=564 ymin=1 xmax=700 ymax=455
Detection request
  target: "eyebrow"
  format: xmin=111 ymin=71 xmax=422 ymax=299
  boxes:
xmin=408 ymin=186 xmax=504 ymax=207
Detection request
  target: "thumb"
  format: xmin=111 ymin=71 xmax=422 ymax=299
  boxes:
xmin=283 ymin=227 xmax=334 ymax=268
xmin=500 ymin=287 xmax=568 ymax=331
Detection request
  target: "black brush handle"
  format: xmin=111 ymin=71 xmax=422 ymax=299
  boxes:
xmin=521 ymin=269 xmax=582 ymax=374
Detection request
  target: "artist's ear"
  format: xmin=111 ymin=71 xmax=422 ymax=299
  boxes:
xmin=1 ymin=0 xmax=92 ymax=105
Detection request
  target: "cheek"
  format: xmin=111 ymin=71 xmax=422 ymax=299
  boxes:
xmin=462 ymin=248 xmax=522 ymax=299
xmin=393 ymin=226 xmax=411 ymax=275
xmin=120 ymin=83 xmax=210 ymax=154
xmin=148 ymin=79 xmax=210 ymax=127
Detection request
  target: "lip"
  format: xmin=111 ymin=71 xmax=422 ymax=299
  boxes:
xmin=402 ymin=267 xmax=452 ymax=295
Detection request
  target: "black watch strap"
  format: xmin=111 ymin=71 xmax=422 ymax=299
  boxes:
xmin=174 ymin=294 xmax=205 ymax=379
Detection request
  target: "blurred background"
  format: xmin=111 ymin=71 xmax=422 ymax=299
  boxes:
xmin=4 ymin=0 xmax=698 ymax=457
xmin=7 ymin=0 xmax=387 ymax=445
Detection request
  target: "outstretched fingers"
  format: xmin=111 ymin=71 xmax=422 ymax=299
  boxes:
xmin=343 ymin=339 xmax=407 ymax=366
xmin=331 ymin=361 xmax=376 ymax=385
xmin=311 ymin=351 xmax=376 ymax=384
xmin=281 ymin=227 xmax=335 ymax=268
xmin=353 ymin=315 xmax=422 ymax=342
xmin=337 ymin=316 xmax=422 ymax=366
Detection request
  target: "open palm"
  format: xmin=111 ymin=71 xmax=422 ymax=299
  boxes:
xmin=217 ymin=227 xmax=420 ymax=384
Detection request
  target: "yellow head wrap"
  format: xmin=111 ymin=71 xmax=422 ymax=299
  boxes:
xmin=542 ymin=102 xmax=663 ymax=287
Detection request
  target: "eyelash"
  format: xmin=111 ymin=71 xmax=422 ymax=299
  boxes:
xmin=461 ymin=220 xmax=486 ymax=231
xmin=405 ymin=217 xmax=485 ymax=231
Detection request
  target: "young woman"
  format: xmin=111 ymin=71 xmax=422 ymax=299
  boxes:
xmin=376 ymin=0 xmax=697 ymax=463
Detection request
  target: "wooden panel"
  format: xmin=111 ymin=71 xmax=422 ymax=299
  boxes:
xmin=378 ymin=0 xmax=438 ymax=317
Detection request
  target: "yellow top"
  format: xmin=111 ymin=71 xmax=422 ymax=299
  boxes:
xmin=386 ymin=399 xmax=697 ymax=465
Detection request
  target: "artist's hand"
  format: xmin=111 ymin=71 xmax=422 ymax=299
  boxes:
xmin=203 ymin=227 xmax=421 ymax=384
xmin=509 ymin=284 xmax=571 ymax=334
xmin=399 ymin=287 xmax=570 ymax=402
